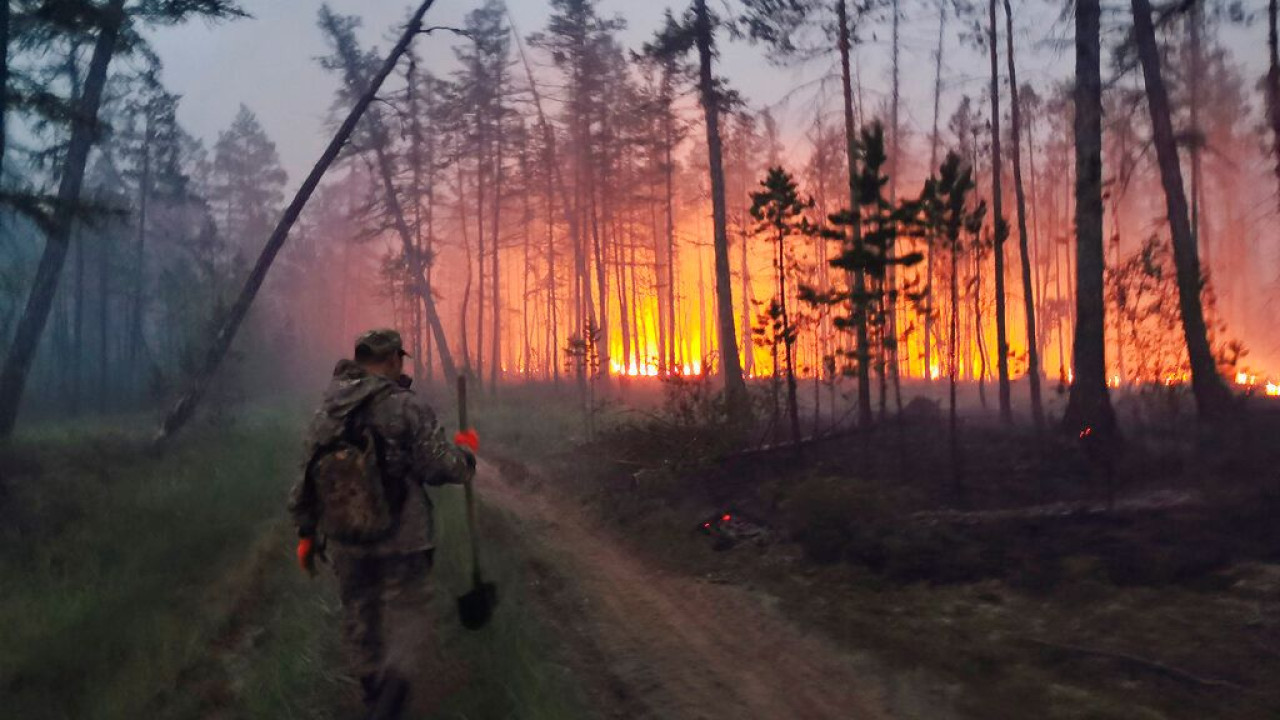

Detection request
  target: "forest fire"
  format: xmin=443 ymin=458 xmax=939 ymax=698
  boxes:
xmin=1235 ymin=373 xmax=1280 ymax=398
xmin=7 ymin=2 xmax=1280 ymax=719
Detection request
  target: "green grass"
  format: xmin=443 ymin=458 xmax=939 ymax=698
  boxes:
xmin=0 ymin=411 xmax=304 ymax=719
xmin=0 ymin=404 xmax=587 ymax=720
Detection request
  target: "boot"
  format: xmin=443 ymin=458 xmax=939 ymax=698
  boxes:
xmin=365 ymin=672 xmax=408 ymax=720
xmin=359 ymin=674 xmax=380 ymax=707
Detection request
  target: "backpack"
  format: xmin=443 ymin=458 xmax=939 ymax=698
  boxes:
xmin=308 ymin=389 xmax=403 ymax=544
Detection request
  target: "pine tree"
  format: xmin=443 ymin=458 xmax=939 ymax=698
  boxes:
xmin=750 ymin=166 xmax=815 ymax=446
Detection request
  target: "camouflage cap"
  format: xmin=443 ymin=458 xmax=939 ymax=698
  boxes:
xmin=355 ymin=328 xmax=410 ymax=359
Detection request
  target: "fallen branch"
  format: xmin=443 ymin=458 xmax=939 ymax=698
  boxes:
xmin=1022 ymin=637 xmax=1245 ymax=692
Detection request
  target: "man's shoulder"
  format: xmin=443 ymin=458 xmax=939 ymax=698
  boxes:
xmin=369 ymin=386 xmax=439 ymax=427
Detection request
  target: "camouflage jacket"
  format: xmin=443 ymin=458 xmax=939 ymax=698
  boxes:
xmin=289 ymin=360 xmax=474 ymax=556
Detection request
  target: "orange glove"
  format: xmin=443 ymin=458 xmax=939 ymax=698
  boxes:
xmin=454 ymin=428 xmax=479 ymax=453
xmin=297 ymin=537 xmax=316 ymax=574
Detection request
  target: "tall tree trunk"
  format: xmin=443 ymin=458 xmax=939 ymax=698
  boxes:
xmin=510 ymin=13 xmax=587 ymax=373
xmin=779 ymin=227 xmax=800 ymax=445
xmin=837 ymin=0 xmax=872 ymax=426
xmin=130 ymin=110 xmax=153 ymax=401
xmin=1062 ymin=0 xmax=1116 ymax=436
xmin=98 ymin=230 xmax=110 ymax=412
xmin=1130 ymin=0 xmax=1233 ymax=419
xmin=988 ymin=0 xmax=1012 ymax=424
xmin=1269 ymin=0 xmax=1280 ymax=210
xmin=407 ymin=56 xmax=425 ymax=380
xmin=949 ymin=218 xmax=962 ymax=502
xmin=476 ymin=115 xmax=486 ymax=389
xmin=72 ymin=230 xmax=84 ymax=415
xmin=459 ymin=165 xmax=473 ymax=374
xmin=0 ymin=0 xmax=126 ymax=439
xmin=156 ymin=0 xmax=444 ymax=443
xmin=1003 ymin=0 xmax=1044 ymax=431
xmin=1189 ymin=3 xmax=1205 ymax=271
xmin=0 ymin=0 xmax=8 ymax=174
xmin=692 ymin=0 xmax=749 ymax=416
xmin=925 ymin=1 xmax=947 ymax=382
xmin=490 ymin=124 xmax=503 ymax=391
xmin=740 ymin=209 xmax=753 ymax=377
xmin=664 ymin=90 xmax=678 ymax=372
xmin=888 ymin=0 xmax=902 ymax=393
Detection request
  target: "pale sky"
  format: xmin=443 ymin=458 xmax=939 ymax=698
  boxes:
xmin=142 ymin=1 xmax=1269 ymax=190
xmin=139 ymin=0 xmax=1071 ymax=188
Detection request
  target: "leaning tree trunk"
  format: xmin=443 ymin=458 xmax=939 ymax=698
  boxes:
xmin=155 ymin=0 xmax=442 ymax=444
xmin=1130 ymin=0 xmax=1234 ymax=420
xmin=988 ymin=0 xmax=1012 ymax=424
xmin=837 ymin=0 xmax=872 ymax=427
xmin=1062 ymin=0 xmax=1116 ymax=437
xmin=693 ymin=0 xmax=749 ymax=418
xmin=0 ymin=0 xmax=126 ymax=440
xmin=1004 ymin=0 xmax=1044 ymax=432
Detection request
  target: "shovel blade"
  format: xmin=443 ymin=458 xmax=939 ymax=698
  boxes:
xmin=457 ymin=581 xmax=498 ymax=630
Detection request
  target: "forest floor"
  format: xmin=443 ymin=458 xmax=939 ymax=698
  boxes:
xmin=3 ymin=387 xmax=1279 ymax=719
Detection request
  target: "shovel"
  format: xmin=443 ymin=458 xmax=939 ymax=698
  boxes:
xmin=456 ymin=376 xmax=498 ymax=630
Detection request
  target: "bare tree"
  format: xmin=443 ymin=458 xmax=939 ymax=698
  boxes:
xmin=1062 ymin=0 xmax=1116 ymax=437
xmin=0 ymin=0 xmax=128 ymax=439
xmin=155 ymin=0 xmax=442 ymax=443
xmin=692 ymin=0 xmax=750 ymax=416
xmin=987 ymin=0 xmax=1012 ymax=424
xmin=1129 ymin=0 xmax=1234 ymax=419
xmin=1003 ymin=0 xmax=1044 ymax=431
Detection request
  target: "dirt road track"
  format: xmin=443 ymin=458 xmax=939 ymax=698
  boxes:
xmin=474 ymin=460 xmax=956 ymax=720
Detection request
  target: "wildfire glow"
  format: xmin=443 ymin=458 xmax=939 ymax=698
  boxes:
xmin=1234 ymin=373 xmax=1280 ymax=397
xmin=609 ymin=359 xmax=701 ymax=377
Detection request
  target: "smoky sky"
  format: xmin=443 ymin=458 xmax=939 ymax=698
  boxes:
xmin=140 ymin=0 xmax=1104 ymax=189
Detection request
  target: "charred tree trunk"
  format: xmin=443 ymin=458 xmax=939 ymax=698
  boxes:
xmin=837 ymin=0 xmax=872 ymax=427
xmin=988 ymin=0 xmax=1012 ymax=424
xmin=156 ymin=0 xmax=445 ymax=443
xmin=0 ymin=0 xmax=126 ymax=439
xmin=693 ymin=0 xmax=749 ymax=417
xmin=1062 ymin=0 xmax=1116 ymax=437
xmin=1130 ymin=0 xmax=1234 ymax=420
xmin=1003 ymin=0 xmax=1044 ymax=431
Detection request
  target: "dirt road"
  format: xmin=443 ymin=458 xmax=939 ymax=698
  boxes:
xmin=473 ymin=460 xmax=956 ymax=720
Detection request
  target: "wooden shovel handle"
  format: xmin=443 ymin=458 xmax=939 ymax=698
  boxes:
xmin=457 ymin=377 xmax=482 ymax=585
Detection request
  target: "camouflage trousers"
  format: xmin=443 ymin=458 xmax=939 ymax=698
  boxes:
xmin=331 ymin=548 xmax=435 ymax=704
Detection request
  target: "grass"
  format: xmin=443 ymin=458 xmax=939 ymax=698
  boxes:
xmin=0 ymin=410 xmax=302 ymax=719
xmin=0 ymin=400 xmax=587 ymax=720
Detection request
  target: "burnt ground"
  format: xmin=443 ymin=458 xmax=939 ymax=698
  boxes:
xmin=492 ymin=402 xmax=1280 ymax=719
